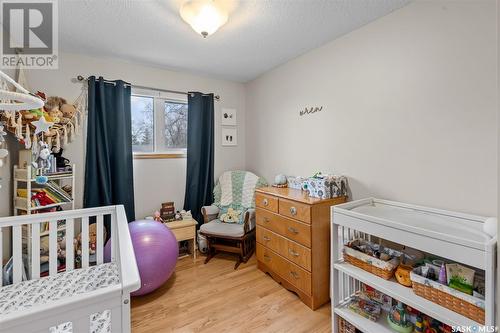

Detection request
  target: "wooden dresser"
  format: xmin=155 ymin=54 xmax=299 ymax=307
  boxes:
xmin=255 ymin=186 xmax=346 ymax=310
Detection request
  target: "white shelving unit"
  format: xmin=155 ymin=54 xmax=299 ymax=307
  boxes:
xmin=330 ymin=198 xmax=497 ymax=332
xmin=13 ymin=164 xmax=76 ymax=275
xmin=13 ymin=164 xmax=76 ymax=215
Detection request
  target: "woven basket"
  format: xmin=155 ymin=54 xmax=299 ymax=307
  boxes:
xmin=344 ymin=253 xmax=395 ymax=280
xmin=412 ymin=281 xmax=485 ymax=324
xmin=338 ymin=316 xmax=357 ymax=333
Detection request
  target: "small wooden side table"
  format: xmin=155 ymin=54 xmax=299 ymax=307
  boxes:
xmin=164 ymin=218 xmax=198 ymax=260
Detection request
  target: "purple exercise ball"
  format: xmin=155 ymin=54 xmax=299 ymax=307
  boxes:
xmin=104 ymin=220 xmax=178 ymax=296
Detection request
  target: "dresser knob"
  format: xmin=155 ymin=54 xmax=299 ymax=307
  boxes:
xmin=263 ymin=217 xmax=270 ymax=223
xmin=263 ymin=199 xmax=269 ymax=206
xmin=263 ymin=254 xmax=271 ymax=261
xmin=263 ymin=236 xmax=271 ymax=241
xmin=289 ymin=249 xmax=299 ymax=257
xmin=290 ymin=207 xmax=297 ymax=216
xmin=289 ymin=271 xmax=299 ymax=279
xmin=287 ymin=226 xmax=298 ymax=234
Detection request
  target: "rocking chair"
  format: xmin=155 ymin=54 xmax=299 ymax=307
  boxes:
xmin=200 ymin=170 xmax=267 ymax=269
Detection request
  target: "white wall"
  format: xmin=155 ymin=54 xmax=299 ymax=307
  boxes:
xmin=0 ymin=52 xmax=246 ymax=220
xmin=245 ymin=0 xmax=497 ymax=216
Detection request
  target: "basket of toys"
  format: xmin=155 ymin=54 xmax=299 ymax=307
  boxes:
xmin=343 ymin=239 xmax=403 ymax=280
xmin=410 ymin=263 xmax=485 ymax=324
xmin=338 ymin=316 xmax=357 ymax=333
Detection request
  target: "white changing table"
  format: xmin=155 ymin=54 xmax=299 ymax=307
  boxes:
xmin=330 ymin=198 xmax=497 ymax=332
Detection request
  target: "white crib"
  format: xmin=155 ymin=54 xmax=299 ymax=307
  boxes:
xmin=0 ymin=205 xmax=140 ymax=333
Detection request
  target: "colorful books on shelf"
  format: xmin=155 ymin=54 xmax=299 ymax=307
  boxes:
xmin=18 ymin=182 xmax=73 ymax=208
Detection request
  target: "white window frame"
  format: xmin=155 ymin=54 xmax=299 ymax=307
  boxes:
xmin=131 ymin=88 xmax=188 ymax=159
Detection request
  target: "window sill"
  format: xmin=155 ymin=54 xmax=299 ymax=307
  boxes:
xmin=133 ymin=152 xmax=187 ymax=159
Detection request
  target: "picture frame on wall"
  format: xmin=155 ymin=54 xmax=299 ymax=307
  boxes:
xmin=221 ymin=127 xmax=237 ymax=146
xmin=221 ymin=108 xmax=237 ymax=126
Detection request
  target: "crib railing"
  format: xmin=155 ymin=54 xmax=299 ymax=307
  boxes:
xmin=1 ymin=205 xmax=113 ymax=283
xmin=0 ymin=205 xmax=140 ymax=333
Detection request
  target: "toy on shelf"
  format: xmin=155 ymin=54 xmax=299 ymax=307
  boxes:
xmin=180 ymin=210 xmax=192 ymax=219
xmin=161 ymin=201 xmax=176 ymax=222
xmin=272 ymin=174 xmax=287 ymax=188
xmin=32 ymin=141 xmax=52 ymax=178
xmin=347 ymin=295 xmax=381 ymax=322
xmin=153 ymin=210 xmax=164 ymax=223
xmin=387 ymin=301 xmax=413 ymax=333
xmin=395 ymin=264 xmax=413 ymax=287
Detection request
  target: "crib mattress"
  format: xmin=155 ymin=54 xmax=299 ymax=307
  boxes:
xmin=0 ymin=262 xmax=119 ymax=321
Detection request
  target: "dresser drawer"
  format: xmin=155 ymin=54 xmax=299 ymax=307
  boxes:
xmin=285 ymin=239 xmax=311 ymax=271
xmin=256 ymin=242 xmax=276 ymax=269
xmin=256 ymin=226 xmax=286 ymax=255
xmin=257 ymin=227 xmax=311 ymax=271
xmin=279 ymin=256 xmax=312 ymax=296
xmin=279 ymin=198 xmax=311 ymax=223
xmin=282 ymin=218 xmax=311 ymax=248
xmin=256 ymin=208 xmax=311 ymax=248
xmin=257 ymin=244 xmax=312 ymax=295
xmin=255 ymin=192 xmax=278 ymax=212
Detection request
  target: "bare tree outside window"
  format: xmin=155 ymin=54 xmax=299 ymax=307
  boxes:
xmin=131 ymin=94 xmax=188 ymax=154
xmin=131 ymin=96 xmax=154 ymax=152
xmin=163 ymin=102 xmax=188 ymax=149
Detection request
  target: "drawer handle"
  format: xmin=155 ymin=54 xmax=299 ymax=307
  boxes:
xmin=289 ymin=249 xmax=299 ymax=257
xmin=263 ymin=254 xmax=271 ymax=261
xmin=287 ymin=227 xmax=299 ymax=234
xmin=290 ymin=206 xmax=297 ymax=216
xmin=263 ymin=236 xmax=271 ymax=241
xmin=263 ymin=198 xmax=269 ymax=206
xmin=289 ymin=271 xmax=299 ymax=279
xmin=263 ymin=217 xmax=270 ymax=223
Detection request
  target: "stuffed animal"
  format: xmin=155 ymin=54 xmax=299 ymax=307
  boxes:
xmin=44 ymin=96 xmax=77 ymax=124
xmin=60 ymin=104 xmax=77 ymax=119
xmin=39 ymin=236 xmax=49 ymax=264
xmin=44 ymin=96 xmax=67 ymax=113
xmin=32 ymin=141 xmax=51 ymax=173
xmin=75 ymin=223 xmax=108 ymax=256
xmin=58 ymin=235 xmax=66 ymax=259
xmin=219 ymin=207 xmax=242 ymax=223
xmin=51 ymin=148 xmax=70 ymax=169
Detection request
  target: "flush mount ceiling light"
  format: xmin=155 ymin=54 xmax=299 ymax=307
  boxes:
xmin=180 ymin=0 xmax=228 ymax=38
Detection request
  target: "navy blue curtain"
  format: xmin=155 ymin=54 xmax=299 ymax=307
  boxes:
xmin=183 ymin=92 xmax=214 ymax=223
xmin=84 ymin=76 xmax=135 ymax=223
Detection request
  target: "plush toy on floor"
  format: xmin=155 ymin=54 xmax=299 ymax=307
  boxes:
xmin=104 ymin=220 xmax=178 ymax=296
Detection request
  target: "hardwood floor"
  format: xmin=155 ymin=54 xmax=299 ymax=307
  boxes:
xmin=131 ymin=253 xmax=331 ymax=333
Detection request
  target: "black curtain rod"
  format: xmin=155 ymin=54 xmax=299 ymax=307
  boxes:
xmin=75 ymin=75 xmax=220 ymax=101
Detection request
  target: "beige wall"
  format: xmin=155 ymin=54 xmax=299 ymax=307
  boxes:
xmin=245 ymin=0 xmax=497 ymax=216
xmin=1 ymin=53 xmax=246 ymax=259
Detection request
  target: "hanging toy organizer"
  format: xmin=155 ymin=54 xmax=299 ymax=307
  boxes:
xmin=0 ymin=68 xmax=87 ymax=152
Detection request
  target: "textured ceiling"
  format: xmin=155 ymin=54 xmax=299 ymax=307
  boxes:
xmin=59 ymin=0 xmax=410 ymax=82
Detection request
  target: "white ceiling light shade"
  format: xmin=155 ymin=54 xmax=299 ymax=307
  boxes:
xmin=180 ymin=0 xmax=228 ymax=38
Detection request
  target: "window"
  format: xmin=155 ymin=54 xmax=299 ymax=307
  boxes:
xmin=131 ymin=90 xmax=188 ymax=158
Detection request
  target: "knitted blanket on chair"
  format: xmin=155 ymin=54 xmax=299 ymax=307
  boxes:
xmin=213 ymin=170 xmax=267 ymax=223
